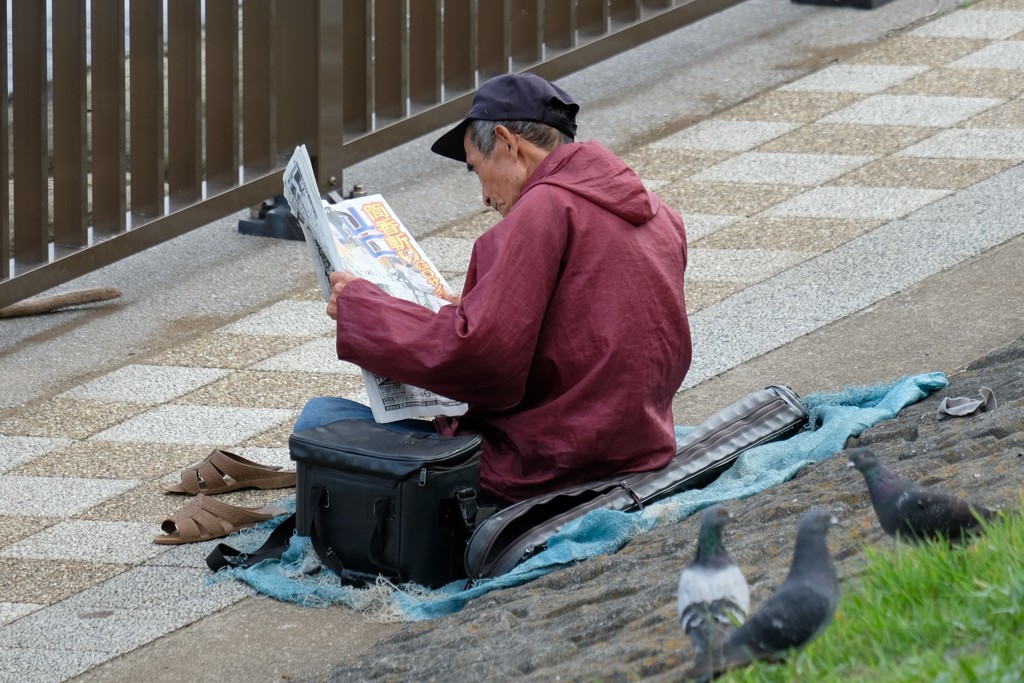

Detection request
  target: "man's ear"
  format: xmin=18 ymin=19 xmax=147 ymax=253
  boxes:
xmin=493 ymin=125 xmax=518 ymax=156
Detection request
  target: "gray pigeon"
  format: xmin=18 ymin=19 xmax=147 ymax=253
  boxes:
xmin=685 ymin=507 xmax=840 ymax=682
xmin=847 ymin=447 xmax=998 ymax=543
xmin=677 ymin=505 xmax=750 ymax=658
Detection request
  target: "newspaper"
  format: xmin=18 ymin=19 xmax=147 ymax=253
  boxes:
xmin=283 ymin=145 xmax=468 ymax=424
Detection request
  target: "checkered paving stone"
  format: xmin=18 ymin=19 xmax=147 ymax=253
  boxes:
xmin=679 ymin=213 xmax=743 ymax=242
xmin=717 ymin=91 xmax=864 ymax=123
xmin=2 ymin=3 xmax=1024 ymax=678
xmin=951 ymin=41 xmax=1024 ymax=69
xmin=250 ymin=338 xmax=364 ymax=374
xmin=756 ymin=123 xmax=939 ymax=155
xmin=60 ymin=365 xmax=232 ymax=404
xmin=0 ymin=437 xmax=71 ymax=474
xmin=651 ymin=119 xmax=801 ymax=152
xmin=779 ymin=63 xmax=929 ymax=93
xmin=692 ymin=216 xmax=884 ymax=252
xmin=690 ymin=152 xmax=875 ymax=186
xmin=820 ymin=94 xmax=1004 ymax=127
xmin=619 ymin=148 xmax=733 ymax=181
xmin=687 ymin=247 xmax=816 ymax=283
xmin=829 ymin=157 xmax=1016 ymax=189
xmin=908 ymin=10 xmax=1024 ymax=39
xmin=889 ymin=67 xmax=1024 ymax=98
xmin=965 ymin=99 xmax=1024 ymax=128
xmin=146 ymin=332 xmax=306 ymax=369
xmin=898 ymin=128 xmax=1024 ymax=159
xmin=216 ymin=300 xmax=336 ymax=337
xmin=847 ymin=36 xmax=991 ymax=67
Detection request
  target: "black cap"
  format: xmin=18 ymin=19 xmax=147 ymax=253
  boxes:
xmin=430 ymin=73 xmax=579 ymax=163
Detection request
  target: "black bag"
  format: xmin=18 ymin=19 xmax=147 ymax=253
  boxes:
xmin=288 ymin=419 xmax=482 ymax=587
xmin=463 ymin=384 xmax=807 ymax=579
xmin=206 ymin=419 xmax=482 ymax=589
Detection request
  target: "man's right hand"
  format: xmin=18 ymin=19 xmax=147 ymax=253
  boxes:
xmin=441 ymin=289 xmax=462 ymax=306
xmin=326 ymin=271 xmax=358 ymax=320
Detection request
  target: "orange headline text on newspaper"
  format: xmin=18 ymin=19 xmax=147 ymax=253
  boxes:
xmin=364 ymin=201 xmax=446 ymax=298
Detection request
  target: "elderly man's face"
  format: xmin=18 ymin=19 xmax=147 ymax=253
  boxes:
xmin=463 ymin=126 xmax=529 ymax=218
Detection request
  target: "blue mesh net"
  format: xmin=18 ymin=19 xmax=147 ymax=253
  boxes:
xmin=207 ymin=371 xmax=947 ymax=621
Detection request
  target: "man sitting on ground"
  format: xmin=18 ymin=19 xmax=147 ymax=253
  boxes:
xmin=296 ymin=72 xmax=692 ymax=507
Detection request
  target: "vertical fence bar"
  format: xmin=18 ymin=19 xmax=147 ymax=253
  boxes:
xmin=205 ymin=0 xmax=240 ymax=185
xmin=242 ymin=0 xmax=274 ymax=173
xmin=52 ymin=1 xmax=88 ymax=247
xmin=374 ymin=0 xmax=405 ymax=123
xmin=0 ymin=4 xmax=8 ymax=277
xmin=409 ymin=0 xmax=441 ymax=108
xmin=273 ymin=0 xmax=317 ymax=160
xmin=610 ymin=0 xmax=643 ymax=23
xmin=12 ymin=0 xmax=48 ymax=263
xmin=577 ymin=0 xmax=608 ymax=37
xmin=509 ymin=0 xmax=540 ymax=68
xmin=317 ymin=0 xmax=344 ymax=193
xmin=91 ymin=0 xmax=127 ymax=235
xmin=342 ymin=0 xmax=369 ymax=136
xmin=544 ymin=1 xmax=575 ymax=53
xmin=442 ymin=0 xmax=474 ymax=93
xmin=167 ymin=0 xmax=202 ymax=202
xmin=129 ymin=0 xmax=165 ymax=218
xmin=477 ymin=0 xmax=508 ymax=78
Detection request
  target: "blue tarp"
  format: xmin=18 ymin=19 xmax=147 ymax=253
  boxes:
xmin=208 ymin=372 xmax=947 ymax=620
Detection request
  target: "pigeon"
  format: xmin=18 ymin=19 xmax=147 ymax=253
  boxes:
xmin=847 ymin=447 xmax=998 ymax=543
xmin=677 ymin=504 xmax=750 ymax=659
xmin=685 ymin=507 xmax=840 ymax=682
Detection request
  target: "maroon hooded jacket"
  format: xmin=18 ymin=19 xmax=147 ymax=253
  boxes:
xmin=335 ymin=141 xmax=691 ymax=504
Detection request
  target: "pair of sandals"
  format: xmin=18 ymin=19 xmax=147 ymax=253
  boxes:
xmin=153 ymin=450 xmax=295 ymax=545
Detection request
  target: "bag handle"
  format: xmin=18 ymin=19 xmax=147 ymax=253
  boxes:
xmin=308 ymin=489 xmax=401 ymax=581
xmin=205 ymin=512 xmax=296 ymax=571
xmin=204 ymin=488 xmax=399 ymax=584
xmin=366 ymin=497 xmax=399 ymax=578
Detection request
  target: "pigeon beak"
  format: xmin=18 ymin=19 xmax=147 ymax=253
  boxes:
xmin=845 ymin=460 xmax=855 ymax=468
xmin=830 ymin=515 xmax=839 ymax=525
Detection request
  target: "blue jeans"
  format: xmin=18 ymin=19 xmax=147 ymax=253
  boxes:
xmin=293 ymin=396 xmax=437 ymax=435
xmin=295 ymin=397 xmax=691 ymax=448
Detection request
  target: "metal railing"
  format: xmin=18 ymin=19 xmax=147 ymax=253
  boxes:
xmin=0 ymin=0 xmax=743 ymax=310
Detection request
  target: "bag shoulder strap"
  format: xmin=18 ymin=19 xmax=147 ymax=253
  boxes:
xmin=206 ymin=487 xmax=400 ymax=585
xmin=464 ymin=385 xmax=808 ymax=579
xmin=206 ymin=512 xmax=296 ymax=572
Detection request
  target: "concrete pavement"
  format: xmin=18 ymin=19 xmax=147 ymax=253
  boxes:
xmin=2 ymin=0 xmax=1024 ymax=680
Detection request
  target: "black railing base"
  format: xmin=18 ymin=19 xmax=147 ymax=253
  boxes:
xmin=791 ymin=0 xmax=896 ymax=9
xmin=238 ymin=195 xmax=304 ymax=241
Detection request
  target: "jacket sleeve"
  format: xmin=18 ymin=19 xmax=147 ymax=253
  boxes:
xmin=335 ymin=186 xmax=569 ymax=411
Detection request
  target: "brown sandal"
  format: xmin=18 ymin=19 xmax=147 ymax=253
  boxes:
xmin=162 ymin=449 xmax=296 ymax=495
xmin=153 ymin=494 xmax=288 ymax=545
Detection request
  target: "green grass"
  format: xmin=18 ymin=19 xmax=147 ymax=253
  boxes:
xmin=722 ymin=505 xmax=1024 ymax=682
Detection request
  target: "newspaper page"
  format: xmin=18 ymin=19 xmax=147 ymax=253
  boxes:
xmin=283 ymin=145 xmax=468 ymax=424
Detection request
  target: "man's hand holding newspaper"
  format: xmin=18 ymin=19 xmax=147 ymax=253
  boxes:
xmin=283 ymin=145 xmax=468 ymax=424
xmin=324 ymin=270 xmax=358 ymax=320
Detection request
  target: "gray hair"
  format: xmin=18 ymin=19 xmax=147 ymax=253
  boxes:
xmin=467 ymin=118 xmax=574 ymax=158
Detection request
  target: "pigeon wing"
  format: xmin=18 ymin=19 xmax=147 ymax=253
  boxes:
xmin=895 ymin=486 xmax=987 ymax=541
xmin=723 ymin=580 xmax=836 ymax=666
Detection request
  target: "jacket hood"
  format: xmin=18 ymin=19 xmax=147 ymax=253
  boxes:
xmin=521 ymin=141 xmax=659 ymax=225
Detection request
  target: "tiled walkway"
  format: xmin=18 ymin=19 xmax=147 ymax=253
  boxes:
xmin=2 ymin=2 xmax=1024 ymax=680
